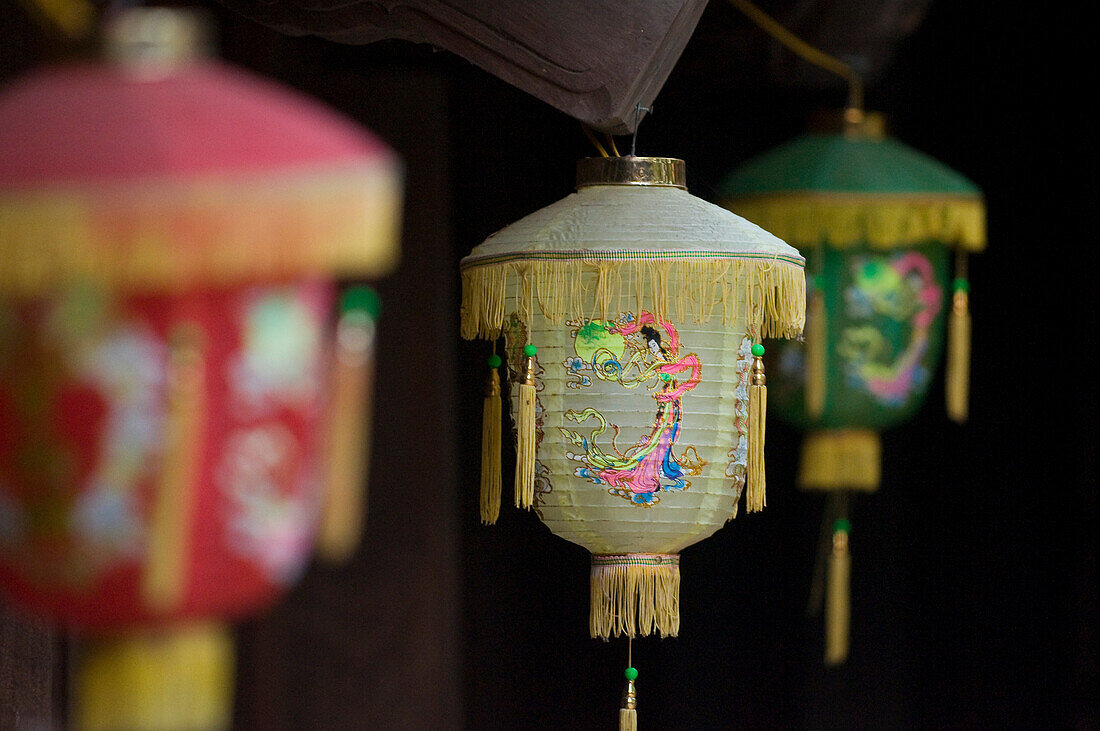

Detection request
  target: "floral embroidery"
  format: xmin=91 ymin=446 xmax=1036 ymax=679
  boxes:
xmin=219 ymin=424 xmax=315 ymax=586
xmin=0 ymin=290 xmax=164 ymax=587
xmin=230 ymin=289 xmax=322 ymax=417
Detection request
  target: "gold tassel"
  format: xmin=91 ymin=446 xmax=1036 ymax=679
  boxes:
xmin=619 ymin=668 xmax=638 ymax=731
xmin=825 ymin=519 xmax=851 ymax=665
xmin=514 ymin=344 xmax=537 ymax=509
xmin=318 ymin=287 xmax=379 ymax=563
xmin=480 ymin=353 xmax=503 ymax=524
xmin=143 ymin=324 xmax=204 ymax=612
xmin=946 ymin=271 xmax=971 ymax=423
xmin=746 ymin=342 xmax=767 ymax=512
xmin=805 ymin=284 xmax=827 ymax=419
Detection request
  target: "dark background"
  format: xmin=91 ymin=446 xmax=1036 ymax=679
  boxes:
xmin=1 ymin=1 xmax=1093 ymax=728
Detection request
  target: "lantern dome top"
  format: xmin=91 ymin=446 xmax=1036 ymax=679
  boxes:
xmin=104 ymin=6 xmax=214 ymax=70
xmin=464 ymin=157 xmax=801 ymax=264
xmin=0 ymin=7 xmax=402 ymax=296
xmin=720 ymin=124 xmax=981 ymax=198
xmin=460 ymin=156 xmax=806 ymax=341
xmin=719 ymin=111 xmax=985 ymax=251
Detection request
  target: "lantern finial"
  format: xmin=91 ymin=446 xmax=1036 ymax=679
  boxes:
xmin=619 ymin=648 xmax=638 ymax=731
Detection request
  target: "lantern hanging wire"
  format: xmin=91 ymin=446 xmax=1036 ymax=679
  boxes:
xmin=727 ymin=0 xmax=864 ymax=112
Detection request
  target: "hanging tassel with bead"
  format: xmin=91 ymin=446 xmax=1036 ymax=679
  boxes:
xmin=805 ymin=274 xmax=827 ymax=419
xmin=945 ymin=251 xmax=971 ymax=423
xmin=515 ymin=343 xmax=537 ymax=509
xmin=143 ymin=323 xmax=205 ymax=611
xmin=825 ymin=517 xmax=851 ymax=666
xmin=480 ymin=351 xmax=503 ymax=524
xmin=619 ymin=641 xmax=638 ymax=731
xmin=318 ymin=286 xmax=380 ymax=563
xmin=746 ymin=341 xmax=767 ymax=512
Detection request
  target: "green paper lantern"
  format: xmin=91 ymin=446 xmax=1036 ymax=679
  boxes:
xmin=720 ymin=109 xmax=986 ymax=664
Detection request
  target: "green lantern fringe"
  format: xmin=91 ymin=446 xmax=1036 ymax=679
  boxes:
xmin=724 ymin=194 xmax=986 ymax=252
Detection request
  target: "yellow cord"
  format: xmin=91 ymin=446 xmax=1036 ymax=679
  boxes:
xmin=606 ymin=134 xmax=621 ymax=157
xmin=18 ymin=0 xmax=96 ymax=39
xmin=728 ymin=0 xmax=863 ymax=109
xmin=582 ymin=123 xmax=610 ymax=157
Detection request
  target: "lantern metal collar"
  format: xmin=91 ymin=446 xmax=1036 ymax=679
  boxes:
xmin=575 ymin=156 xmax=686 ymax=189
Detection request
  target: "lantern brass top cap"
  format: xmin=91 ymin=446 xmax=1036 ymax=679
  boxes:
xmin=576 ymin=156 xmax=687 ymax=190
xmin=105 ymin=7 xmax=215 ymax=69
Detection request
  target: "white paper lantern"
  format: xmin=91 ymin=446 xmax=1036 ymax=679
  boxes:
xmin=461 ymin=157 xmax=805 ymax=638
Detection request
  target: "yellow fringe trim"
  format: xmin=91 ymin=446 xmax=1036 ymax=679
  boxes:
xmin=460 ymin=257 xmax=806 ymax=341
xmin=798 ymin=429 xmax=881 ymax=492
xmin=619 ymin=708 xmax=638 ymax=731
xmin=726 ymin=193 xmax=986 ymax=251
xmin=590 ymin=554 xmax=680 ymax=639
xmin=77 ymin=622 xmax=234 ymax=731
xmin=0 ymin=166 xmax=402 ymax=296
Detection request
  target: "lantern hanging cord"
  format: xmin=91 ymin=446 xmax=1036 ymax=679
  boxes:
xmin=18 ymin=0 xmax=97 ymax=39
xmin=607 ymin=134 xmax=621 ymax=157
xmin=727 ymin=0 xmax=864 ymax=110
xmin=582 ymin=123 xmax=610 ymax=157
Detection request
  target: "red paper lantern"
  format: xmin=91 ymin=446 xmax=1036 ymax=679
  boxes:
xmin=0 ymin=281 xmax=334 ymax=628
xmin=0 ymin=9 xmax=399 ymax=729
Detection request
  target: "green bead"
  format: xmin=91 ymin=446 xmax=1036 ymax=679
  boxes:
xmin=660 ymin=372 xmax=671 ymax=382
xmin=523 ymin=343 xmax=537 ymax=357
xmin=953 ymin=277 xmax=970 ymax=293
xmin=833 ymin=518 xmax=851 ymax=535
xmin=751 ymin=343 xmax=765 ymax=357
xmin=487 ymin=354 xmax=502 ymax=369
xmin=624 ymin=667 xmax=638 ymax=681
xmin=340 ymin=285 xmax=382 ymax=319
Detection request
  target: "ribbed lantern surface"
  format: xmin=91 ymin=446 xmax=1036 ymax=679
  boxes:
xmin=461 ymin=157 xmax=805 ymax=638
